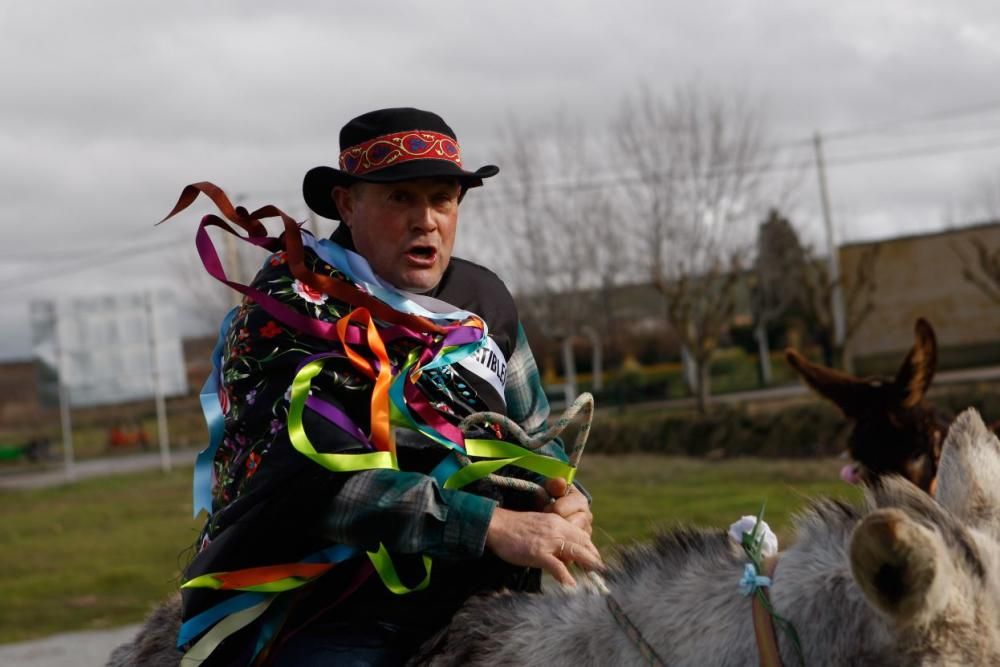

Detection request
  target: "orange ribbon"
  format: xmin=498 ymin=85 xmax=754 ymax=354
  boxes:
xmin=336 ymin=308 xmax=395 ymax=457
xmin=215 ymin=563 xmax=333 ymax=590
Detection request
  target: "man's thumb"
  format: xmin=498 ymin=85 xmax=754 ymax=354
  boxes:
xmin=545 ymin=476 xmax=568 ymax=498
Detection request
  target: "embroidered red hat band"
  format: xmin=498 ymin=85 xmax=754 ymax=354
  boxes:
xmin=339 ymin=130 xmax=462 ymax=176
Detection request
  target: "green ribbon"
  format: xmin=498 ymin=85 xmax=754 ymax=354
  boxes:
xmin=444 ymin=439 xmax=576 ymax=489
xmin=181 ymin=573 xmax=318 ymax=594
xmin=287 ymin=359 xmax=397 ymax=472
xmin=366 ymin=543 xmax=433 ymax=595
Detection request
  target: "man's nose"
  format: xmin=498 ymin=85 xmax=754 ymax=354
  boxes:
xmin=409 ymin=202 xmax=438 ymax=232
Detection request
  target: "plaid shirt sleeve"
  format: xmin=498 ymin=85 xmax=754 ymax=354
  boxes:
xmin=315 ymin=323 xmax=583 ymax=560
xmin=503 ymin=324 xmax=591 ymax=501
xmin=315 ymin=468 xmax=497 ymax=560
xmin=504 ymin=323 xmax=569 ymax=462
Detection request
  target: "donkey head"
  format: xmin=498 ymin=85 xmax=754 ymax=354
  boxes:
xmin=849 ymin=409 xmax=1000 ymax=664
xmin=785 ymin=318 xmax=942 ymax=493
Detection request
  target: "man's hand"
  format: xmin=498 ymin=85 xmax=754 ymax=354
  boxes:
xmin=485 ymin=506 xmax=603 ymax=587
xmin=542 ymin=478 xmax=593 ymax=536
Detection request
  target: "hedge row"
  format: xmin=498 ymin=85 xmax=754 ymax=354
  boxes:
xmin=583 ymin=386 xmax=1000 ymax=459
xmin=586 ymin=403 xmax=847 ymax=458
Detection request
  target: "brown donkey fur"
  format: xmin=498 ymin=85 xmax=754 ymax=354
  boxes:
xmin=785 ymin=318 xmax=944 ymax=493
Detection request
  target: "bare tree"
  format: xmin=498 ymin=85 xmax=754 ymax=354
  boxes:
xmin=963 ymin=169 xmax=1000 ymax=221
xmin=953 ymin=237 xmax=1000 ymax=305
xmin=799 ymin=242 xmax=881 ymax=370
xmin=167 ymin=223 xmax=274 ymax=332
xmin=748 ymin=209 xmax=809 ymax=384
xmin=167 ymin=241 xmax=238 ymax=331
xmin=483 ymin=115 xmax=626 ymax=397
xmin=615 ymin=84 xmax=772 ymax=413
xmin=953 ymin=169 xmax=1000 ymax=305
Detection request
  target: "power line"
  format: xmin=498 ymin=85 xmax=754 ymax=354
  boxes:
xmin=823 ymin=133 xmax=1000 ymax=167
xmin=0 ymin=215 xmax=312 ymax=296
xmin=468 ymin=132 xmax=1000 ymax=209
xmin=824 ymin=99 xmax=1000 ymax=142
xmin=0 ymin=236 xmax=185 ymax=262
xmin=0 ymin=235 xmax=191 ymax=295
xmin=10 ymin=101 xmax=1000 ymax=268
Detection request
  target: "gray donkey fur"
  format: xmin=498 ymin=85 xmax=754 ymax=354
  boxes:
xmin=109 ymin=408 xmax=1000 ymax=666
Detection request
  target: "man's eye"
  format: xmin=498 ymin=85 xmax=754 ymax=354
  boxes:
xmin=389 ymin=191 xmax=409 ymax=203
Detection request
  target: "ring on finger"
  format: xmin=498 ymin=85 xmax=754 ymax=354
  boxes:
xmin=558 ymin=539 xmax=566 ymax=557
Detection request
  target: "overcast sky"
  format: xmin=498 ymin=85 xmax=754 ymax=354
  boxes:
xmin=2 ymin=0 xmax=1000 ymax=360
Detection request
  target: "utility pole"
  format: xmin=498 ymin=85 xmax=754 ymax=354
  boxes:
xmin=561 ymin=336 xmax=577 ymax=405
xmin=146 ymin=291 xmax=172 ymax=473
xmin=812 ymin=132 xmax=849 ymax=370
xmin=53 ymin=310 xmax=76 ymax=481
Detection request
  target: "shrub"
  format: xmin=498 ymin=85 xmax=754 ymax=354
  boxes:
xmin=586 ymin=402 xmax=847 ymax=459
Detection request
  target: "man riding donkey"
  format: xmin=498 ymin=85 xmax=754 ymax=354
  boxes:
xmin=158 ymin=108 xmax=602 ymax=665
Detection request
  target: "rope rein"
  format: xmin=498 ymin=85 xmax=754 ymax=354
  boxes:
xmin=606 ymin=593 xmax=669 ymax=667
xmin=457 ymin=392 xmax=594 ymax=503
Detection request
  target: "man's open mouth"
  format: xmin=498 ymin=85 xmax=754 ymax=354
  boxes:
xmin=405 ymin=245 xmax=437 ymax=264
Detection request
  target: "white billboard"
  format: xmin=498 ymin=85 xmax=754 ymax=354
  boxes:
xmin=31 ymin=290 xmax=188 ymax=408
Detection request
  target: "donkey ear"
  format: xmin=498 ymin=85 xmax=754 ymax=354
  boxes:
xmin=784 ymin=349 xmax=867 ymax=418
xmin=850 ymin=508 xmax=951 ymax=626
xmin=894 ymin=319 xmax=937 ymax=409
xmin=936 ymin=409 xmax=1000 ymax=534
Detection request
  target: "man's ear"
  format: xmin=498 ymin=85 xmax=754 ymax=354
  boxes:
xmin=332 ymin=186 xmax=355 ymax=225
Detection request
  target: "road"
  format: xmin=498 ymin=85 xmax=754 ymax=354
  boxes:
xmin=0 ymin=448 xmax=198 ymax=490
xmin=0 ymin=625 xmax=141 ymax=667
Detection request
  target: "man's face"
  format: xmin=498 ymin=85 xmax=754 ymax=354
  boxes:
xmin=336 ymin=178 xmax=461 ymax=292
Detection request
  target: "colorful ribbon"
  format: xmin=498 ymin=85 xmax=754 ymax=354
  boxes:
xmin=193 ymin=307 xmax=237 ymax=517
xmin=286 ymin=356 xmax=396 ymax=472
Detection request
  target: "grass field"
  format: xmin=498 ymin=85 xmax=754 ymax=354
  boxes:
xmin=0 ymin=455 xmax=862 ymax=644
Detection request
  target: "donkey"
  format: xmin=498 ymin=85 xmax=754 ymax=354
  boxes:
xmin=784 ymin=318 xmax=944 ymax=493
xmin=112 ymin=409 xmax=1000 ymax=665
xmin=415 ymin=408 xmax=1000 ymax=665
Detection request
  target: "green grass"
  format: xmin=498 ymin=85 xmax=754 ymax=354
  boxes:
xmin=0 ymin=455 xmax=861 ymax=644
xmin=580 ymin=455 xmax=861 ymax=549
xmin=0 ymin=468 xmax=201 ymax=643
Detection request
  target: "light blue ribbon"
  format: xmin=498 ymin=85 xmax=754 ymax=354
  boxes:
xmin=177 ymin=590 xmax=270 ymax=648
xmin=193 ymin=307 xmax=237 ymax=517
xmin=738 ymin=563 xmax=772 ymax=597
xmin=306 ymin=236 xmax=477 ymax=323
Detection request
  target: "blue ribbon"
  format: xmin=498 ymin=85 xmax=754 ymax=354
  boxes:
xmin=738 ymin=563 xmax=772 ymax=597
xmin=306 ymin=236 xmax=478 ymax=323
xmin=179 ymin=451 xmax=462 ymax=650
xmin=193 ymin=307 xmax=237 ymax=517
xmin=177 ymin=590 xmax=270 ymax=648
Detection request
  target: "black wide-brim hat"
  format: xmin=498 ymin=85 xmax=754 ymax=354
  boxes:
xmin=303 ymin=107 xmax=499 ymax=220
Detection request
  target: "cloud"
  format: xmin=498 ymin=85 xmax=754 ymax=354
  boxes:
xmin=1 ymin=0 xmax=999 ymax=359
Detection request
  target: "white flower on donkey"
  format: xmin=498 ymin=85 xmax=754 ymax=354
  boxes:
xmin=728 ymin=515 xmax=778 ymax=557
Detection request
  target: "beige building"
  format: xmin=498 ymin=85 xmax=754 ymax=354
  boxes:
xmin=841 ymin=220 xmax=1000 ymax=369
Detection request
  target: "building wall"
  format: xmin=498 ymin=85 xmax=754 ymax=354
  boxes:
xmin=841 ymin=221 xmax=1000 ymax=360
